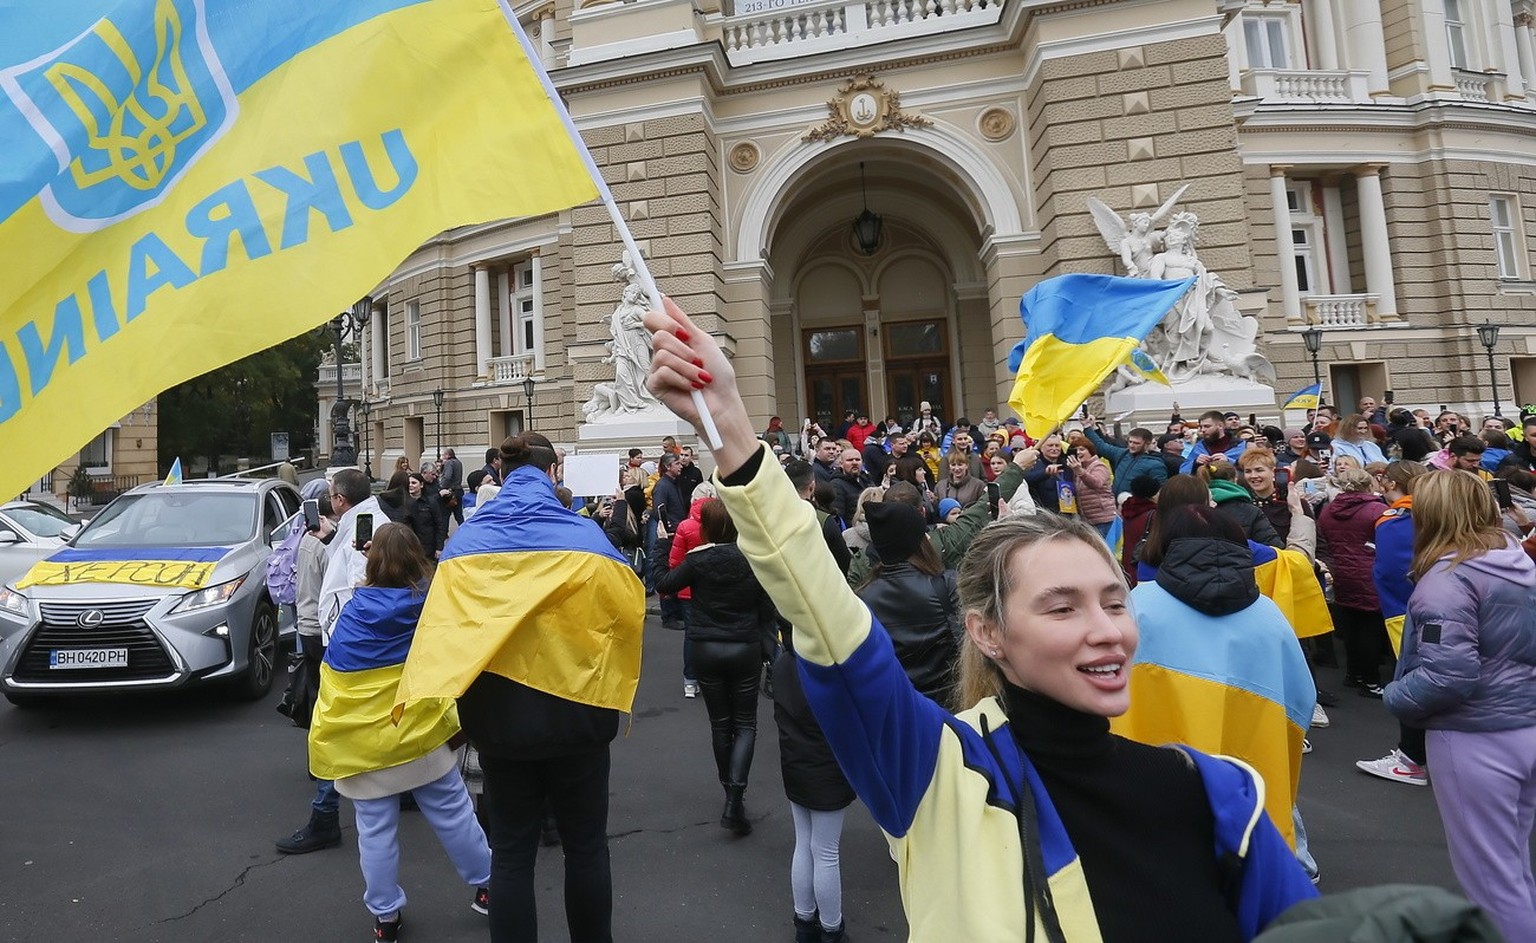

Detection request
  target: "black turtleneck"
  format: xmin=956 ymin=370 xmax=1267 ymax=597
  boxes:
xmin=1003 ymin=685 xmax=1244 ymax=943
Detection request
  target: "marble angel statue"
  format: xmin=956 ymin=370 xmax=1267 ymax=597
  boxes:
xmin=1087 ymin=184 xmax=1189 ymax=278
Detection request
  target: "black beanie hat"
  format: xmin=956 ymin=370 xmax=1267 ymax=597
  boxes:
xmin=865 ymin=501 xmax=928 ymax=563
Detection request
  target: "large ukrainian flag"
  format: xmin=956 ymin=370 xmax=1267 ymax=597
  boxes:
xmin=1006 ymin=274 xmax=1195 ymax=439
xmin=309 ymin=585 xmax=459 ymax=782
xmin=394 ymin=465 xmax=646 ymax=717
xmin=1250 ymin=542 xmax=1334 ymax=640
xmin=0 ymin=0 xmax=597 ymax=501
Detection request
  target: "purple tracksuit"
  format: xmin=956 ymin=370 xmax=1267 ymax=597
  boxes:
xmin=1385 ymin=539 xmax=1536 ymax=942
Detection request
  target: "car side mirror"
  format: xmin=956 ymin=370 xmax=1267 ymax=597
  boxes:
xmin=0 ymin=530 xmax=19 ymax=545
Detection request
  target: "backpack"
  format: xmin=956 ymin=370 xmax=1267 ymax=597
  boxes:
xmin=264 ymin=515 xmax=306 ymax=606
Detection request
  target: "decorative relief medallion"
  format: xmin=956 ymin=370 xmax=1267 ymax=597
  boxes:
xmin=802 ymin=74 xmax=932 ymax=143
xmin=978 ymin=107 xmax=1016 ymax=142
xmin=728 ymin=141 xmax=760 ymax=173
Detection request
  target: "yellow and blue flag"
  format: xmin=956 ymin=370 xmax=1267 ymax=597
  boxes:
xmin=15 ymin=544 xmax=230 ymax=589
xmin=1104 ymin=515 xmax=1124 ymax=561
xmin=1007 ymin=274 xmax=1195 ymax=438
xmin=309 ymin=585 xmax=458 ymax=781
xmin=0 ymin=0 xmax=599 ymax=501
xmin=1283 ymin=383 xmax=1323 ymax=411
xmin=163 ymin=457 xmax=182 ymax=486
xmin=1125 ymin=348 xmax=1171 ymax=386
xmin=394 ymin=465 xmax=646 ymax=718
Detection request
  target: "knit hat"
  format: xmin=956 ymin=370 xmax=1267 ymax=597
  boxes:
xmin=937 ymin=498 xmax=962 ymax=520
xmin=865 ymin=501 xmax=928 ymax=562
xmin=1283 ymin=427 xmax=1303 ymax=441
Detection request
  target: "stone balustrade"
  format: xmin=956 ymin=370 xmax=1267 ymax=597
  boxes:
xmin=718 ymin=0 xmax=999 ymax=65
xmin=1240 ymin=68 xmax=1371 ymax=104
xmin=1302 ymin=293 xmax=1377 ymax=328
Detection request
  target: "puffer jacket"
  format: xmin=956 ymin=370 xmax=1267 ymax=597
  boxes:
xmin=1254 ymin=883 xmax=1502 ymax=942
xmin=667 ymin=497 xmax=709 ymax=601
xmin=655 ymin=542 xmax=776 ymax=645
xmin=1210 ymin=480 xmax=1282 ymax=548
xmin=1372 ymin=498 xmax=1414 ymax=655
xmin=1386 ymin=539 xmax=1536 ymax=732
xmin=1317 ymin=491 xmax=1387 ymax=612
xmin=772 ymin=647 xmax=855 ymax=812
xmin=856 ymin=561 xmax=962 ymax=704
xmin=1071 ymin=456 xmax=1116 ymax=525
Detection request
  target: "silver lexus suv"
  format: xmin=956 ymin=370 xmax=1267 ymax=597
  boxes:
xmin=0 ymin=478 xmax=299 ymax=707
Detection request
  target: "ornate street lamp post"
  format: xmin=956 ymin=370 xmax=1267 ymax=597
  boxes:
xmin=1477 ymin=321 xmax=1502 ymax=417
xmin=359 ymin=399 xmax=373 ymax=480
xmin=522 ymin=376 xmax=536 ymax=432
xmin=1301 ymin=327 xmax=1323 ymax=393
xmin=329 ymin=296 xmax=372 ymax=468
xmin=432 ymin=387 xmax=446 ymax=459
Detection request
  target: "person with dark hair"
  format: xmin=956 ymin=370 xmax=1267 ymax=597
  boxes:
xmin=308 ymin=523 xmax=491 ymax=942
xmin=1081 ymin=416 xmax=1168 ymax=493
xmin=1479 ymin=430 xmax=1514 ymax=473
xmin=1437 ymin=434 xmax=1494 ymax=480
xmin=855 ymin=499 xmax=962 ymax=705
xmin=1118 ymin=475 xmax=1160 ymax=585
xmin=1385 ymin=409 xmax=1436 ymax=462
xmin=785 ymin=459 xmax=853 ymax=576
xmin=652 ymin=453 xmax=689 ymax=630
xmin=656 ymin=499 xmax=777 ymax=836
xmin=482 ymin=447 xmax=504 ymax=487
xmin=862 ymin=424 xmax=892 ymax=483
xmin=439 ymin=448 xmax=465 ymax=526
xmin=397 ymin=430 xmax=644 ymax=943
xmin=1181 ymin=410 xmax=1249 ymax=474
xmin=378 ymin=470 xmax=448 ymax=559
xmin=1113 ymin=504 xmax=1315 ymax=851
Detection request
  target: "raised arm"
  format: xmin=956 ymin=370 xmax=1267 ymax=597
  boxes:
xmin=644 ymin=299 xmax=947 ymax=836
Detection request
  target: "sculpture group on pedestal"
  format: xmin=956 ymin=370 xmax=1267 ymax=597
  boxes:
xmin=1088 ymin=187 xmax=1276 ymax=393
xmin=581 ymin=250 xmax=666 ymax=423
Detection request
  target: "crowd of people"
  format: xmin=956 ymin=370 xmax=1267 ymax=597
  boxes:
xmin=276 ymin=332 xmax=1536 ymax=941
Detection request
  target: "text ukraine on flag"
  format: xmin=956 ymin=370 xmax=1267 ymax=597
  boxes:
xmin=0 ymin=0 xmax=597 ymax=501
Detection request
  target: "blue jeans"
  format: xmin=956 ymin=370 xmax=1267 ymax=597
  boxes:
xmin=313 ymin=778 xmax=339 ymax=816
xmin=680 ymin=601 xmax=695 ymax=683
xmin=352 ymin=766 xmax=492 ymax=918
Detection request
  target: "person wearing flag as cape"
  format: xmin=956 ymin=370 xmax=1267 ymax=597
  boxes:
xmin=641 ymin=284 xmax=1314 ymax=942
xmin=394 ymin=432 xmax=645 ymax=943
xmin=307 ymin=522 xmax=491 ymax=942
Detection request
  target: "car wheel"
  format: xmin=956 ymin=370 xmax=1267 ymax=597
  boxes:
xmin=234 ymin=604 xmax=279 ymax=701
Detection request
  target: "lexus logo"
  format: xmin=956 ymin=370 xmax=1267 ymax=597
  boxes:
xmin=77 ymin=610 xmax=105 ymax=628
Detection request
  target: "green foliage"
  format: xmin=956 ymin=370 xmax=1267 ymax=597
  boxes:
xmin=158 ymin=331 xmax=330 ymax=472
xmin=67 ymin=465 xmax=93 ymax=501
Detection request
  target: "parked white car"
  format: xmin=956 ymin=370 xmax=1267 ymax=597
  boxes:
xmin=0 ymin=501 xmax=79 ymax=590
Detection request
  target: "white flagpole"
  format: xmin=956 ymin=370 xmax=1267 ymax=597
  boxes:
xmin=495 ymin=2 xmax=723 ymax=448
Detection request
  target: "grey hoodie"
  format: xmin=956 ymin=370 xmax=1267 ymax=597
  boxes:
xmin=1386 ymin=539 xmax=1536 ymax=732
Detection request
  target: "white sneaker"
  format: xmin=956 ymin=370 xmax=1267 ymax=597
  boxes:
xmin=1311 ymin=703 xmax=1330 ymax=728
xmin=683 ymin=680 xmax=700 ymax=698
xmin=1355 ymin=749 xmax=1428 ymax=786
xmin=1302 ymin=738 xmax=1312 ymax=755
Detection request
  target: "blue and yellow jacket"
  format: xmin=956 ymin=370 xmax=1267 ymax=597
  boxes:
xmin=309 ymin=586 xmax=458 ymax=781
xmin=1373 ymin=497 xmax=1414 ymax=656
xmin=716 ymin=443 xmax=1315 ymax=941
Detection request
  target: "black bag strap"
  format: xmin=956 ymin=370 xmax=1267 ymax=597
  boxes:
xmin=980 ymin=714 xmax=1068 ymax=943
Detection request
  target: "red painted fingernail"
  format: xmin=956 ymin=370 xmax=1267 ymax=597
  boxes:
xmin=692 ymin=358 xmax=705 ymax=368
xmin=698 ymin=371 xmax=713 ymax=384
xmin=690 ymin=380 xmax=704 ymax=390
xmin=675 ymin=329 xmax=690 ymax=341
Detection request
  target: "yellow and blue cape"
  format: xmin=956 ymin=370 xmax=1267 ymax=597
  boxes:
xmin=1139 ymin=541 xmax=1333 ymax=640
xmin=394 ymin=465 xmax=645 ymax=717
xmin=308 ymin=585 xmax=457 ymax=782
xmin=1006 ymin=274 xmax=1195 ymax=439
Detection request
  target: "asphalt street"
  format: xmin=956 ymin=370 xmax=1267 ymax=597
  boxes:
xmin=0 ymin=623 xmax=1489 ymax=942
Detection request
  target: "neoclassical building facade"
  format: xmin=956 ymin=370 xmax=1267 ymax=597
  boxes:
xmin=319 ymin=0 xmax=1536 ymax=466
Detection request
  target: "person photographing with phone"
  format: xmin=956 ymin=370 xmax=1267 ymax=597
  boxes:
xmin=319 ymin=469 xmax=385 ymax=642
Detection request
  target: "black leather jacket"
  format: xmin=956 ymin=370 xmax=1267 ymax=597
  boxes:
xmin=856 ymin=561 xmax=962 ymax=704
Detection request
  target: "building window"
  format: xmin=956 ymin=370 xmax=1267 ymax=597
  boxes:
xmin=406 ymin=300 xmax=421 ymax=361
xmin=513 ymin=262 xmax=536 ymax=354
xmin=1445 ymin=0 xmax=1469 ymax=70
xmin=377 ymin=305 xmax=391 ymax=377
xmin=1242 ymin=13 xmax=1291 ymax=69
xmin=1491 ymin=195 xmax=1525 ymax=279
xmin=805 ymin=329 xmax=862 ymax=362
xmin=80 ymin=429 xmax=113 ymax=472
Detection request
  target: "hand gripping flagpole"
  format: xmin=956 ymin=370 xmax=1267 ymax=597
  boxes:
xmin=497 ymin=2 xmax=723 ymax=449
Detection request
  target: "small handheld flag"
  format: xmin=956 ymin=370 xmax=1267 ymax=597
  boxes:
xmin=1283 ymin=383 xmax=1323 ymax=410
xmin=163 ymin=458 xmax=183 ymax=487
xmin=1006 ymin=274 xmax=1196 ymax=439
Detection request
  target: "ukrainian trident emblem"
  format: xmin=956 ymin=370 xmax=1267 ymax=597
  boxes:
xmin=0 ymin=0 xmax=237 ymax=232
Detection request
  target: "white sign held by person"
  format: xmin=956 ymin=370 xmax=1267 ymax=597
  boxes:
xmin=564 ymin=453 xmax=624 ymax=498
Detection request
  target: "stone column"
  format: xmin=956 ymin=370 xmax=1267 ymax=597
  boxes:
xmin=1420 ymin=0 xmax=1458 ymax=90
xmin=1495 ymin=1 xmax=1528 ymax=99
xmin=538 ymin=6 xmax=556 ymax=69
xmin=1270 ymin=167 xmax=1302 ymax=322
xmin=1513 ymin=11 xmax=1536 ymax=99
xmin=1321 ymin=181 xmax=1351 ymax=294
xmin=473 ymin=266 xmax=491 ymax=379
xmin=1306 ymin=0 xmax=1340 ymax=70
xmin=1354 ymin=165 xmax=1398 ymax=320
xmin=370 ymin=302 xmax=386 ymax=388
xmin=1340 ymin=0 xmax=1390 ymax=94
xmin=497 ymin=269 xmax=512 ymax=358
xmin=531 ymin=253 xmax=547 ymax=373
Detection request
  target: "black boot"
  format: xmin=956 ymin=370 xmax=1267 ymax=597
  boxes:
xmin=794 ymin=913 xmax=820 ymax=943
xmin=721 ymin=783 xmax=751 ymax=836
xmin=275 ymin=810 xmax=340 ymax=854
xmin=820 ymin=921 xmax=849 ymax=942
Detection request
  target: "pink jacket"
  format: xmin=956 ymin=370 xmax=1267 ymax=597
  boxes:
xmin=1073 ymin=457 xmax=1117 ymax=525
xmin=668 ymin=498 xmax=709 ymax=601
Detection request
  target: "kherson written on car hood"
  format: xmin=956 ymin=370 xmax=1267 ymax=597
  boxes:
xmin=14 ymin=546 xmax=235 ymax=590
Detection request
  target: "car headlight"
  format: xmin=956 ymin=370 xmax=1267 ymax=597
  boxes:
xmin=0 ymin=585 xmax=27 ymax=617
xmin=171 ymin=576 xmax=246 ymax=614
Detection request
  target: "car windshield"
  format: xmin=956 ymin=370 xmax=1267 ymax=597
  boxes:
xmin=5 ymin=504 xmax=76 ymax=538
xmin=73 ymin=492 xmax=257 ymax=548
